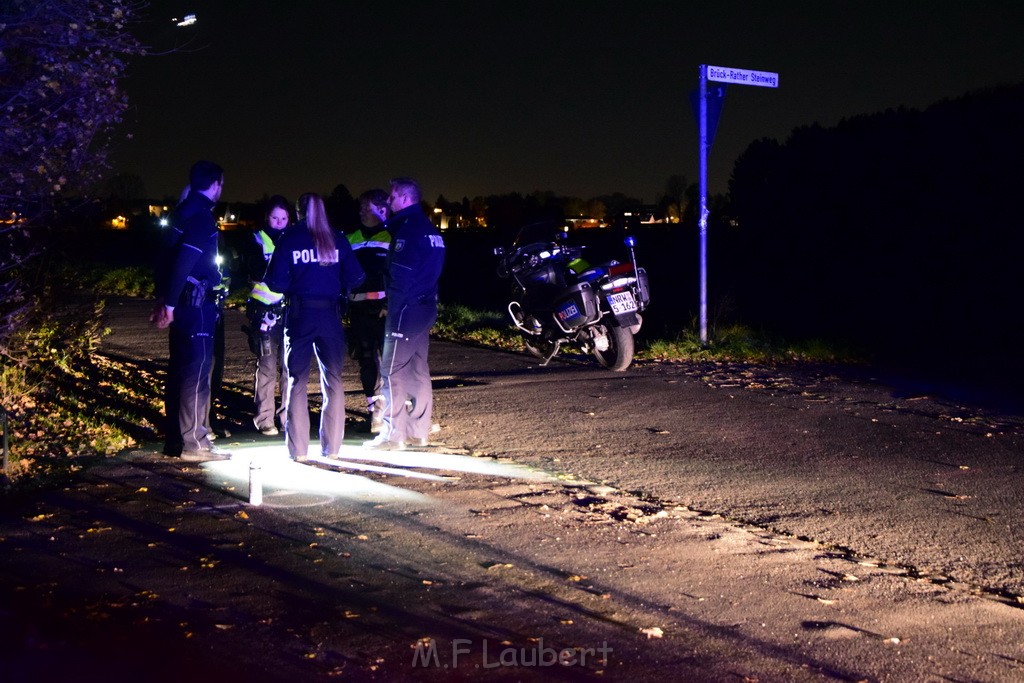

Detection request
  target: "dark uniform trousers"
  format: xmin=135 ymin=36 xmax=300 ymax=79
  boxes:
xmin=283 ymin=299 xmax=347 ymax=458
xmin=380 ymin=302 xmax=437 ymax=443
xmin=165 ymin=298 xmax=218 ymax=454
xmin=348 ymin=300 xmax=386 ymax=399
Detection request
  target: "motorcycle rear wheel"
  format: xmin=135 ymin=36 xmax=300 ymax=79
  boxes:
xmin=592 ymin=324 xmax=634 ymax=371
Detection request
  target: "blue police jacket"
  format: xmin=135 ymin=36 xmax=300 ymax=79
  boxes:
xmin=158 ymin=191 xmax=221 ymax=306
xmin=385 ymin=204 xmax=445 ymax=312
xmin=263 ymin=221 xmax=365 ymax=301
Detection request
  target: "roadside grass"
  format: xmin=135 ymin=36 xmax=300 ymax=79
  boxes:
xmin=81 ymin=264 xmax=156 ymax=298
xmin=435 ymin=304 xmax=858 ymax=365
xmin=433 ymin=304 xmax=523 ymax=351
xmin=637 ymin=323 xmax=860 ymax=364
xmin=1 ymin=295 xmax=150 ymax=491
xmin=1 ymin=264 xmax=167 ymax=491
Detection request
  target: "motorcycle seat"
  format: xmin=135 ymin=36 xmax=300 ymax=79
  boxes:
xmin=576 ymin=267 xmax=606 ymax=283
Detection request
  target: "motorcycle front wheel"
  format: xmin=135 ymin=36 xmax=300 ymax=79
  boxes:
xmin=592 ymin=323 xmax=634 ymax=371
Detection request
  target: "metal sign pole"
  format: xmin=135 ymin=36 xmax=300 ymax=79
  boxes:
xmin=694 ymin=64 xmax=778 ymax=347
xmin=698 ymin=65 xmax=709 ymax=345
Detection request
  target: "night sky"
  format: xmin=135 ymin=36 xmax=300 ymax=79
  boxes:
xmin=111 ymin=1 xmax=1024 ymax=205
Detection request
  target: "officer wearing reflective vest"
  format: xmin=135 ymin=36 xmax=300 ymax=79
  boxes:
xmin=347 ymin=189 xmax=392 ymax=433
xmin=244 ymin=195 xmax=291 ymax=436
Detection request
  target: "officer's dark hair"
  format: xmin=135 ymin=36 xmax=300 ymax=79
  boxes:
xmin=265 ymin=194 xmax=291 ymax=220
xmin=389 ymin=177 xmax=421 ymax=204
xmin=189 ymin=160 xmax=224 ymax=193
xmin=358 ymin=188 xmax=388 ymax=209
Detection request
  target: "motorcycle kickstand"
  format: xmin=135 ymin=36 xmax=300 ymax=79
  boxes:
xmin=539 ymin=339 xmax=563 ymax=367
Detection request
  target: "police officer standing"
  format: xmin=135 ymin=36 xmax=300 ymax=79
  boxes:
xmin=245 ymin=195 xmax=291 ymax=436
xmin=264 ymin=193 xmax=365 ymax=462
xmin=347 ymin=189 xmax=391 ymax=433
xmin=364 ymin=177 xmax=445 ymax=451
xmin=151 ymin=160 xmax=230 ymax=461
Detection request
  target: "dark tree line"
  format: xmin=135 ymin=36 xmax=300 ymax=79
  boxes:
xmin=723 ymin=82 xmax=1024 ymax=381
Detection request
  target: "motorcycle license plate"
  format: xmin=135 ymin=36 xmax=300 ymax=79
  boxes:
xmin=607 ymin=291 xmax=637 ymax=314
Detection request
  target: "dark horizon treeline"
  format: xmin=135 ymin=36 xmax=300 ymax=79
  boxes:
xmin=718 ymin=81 xmax=1024 ymax=385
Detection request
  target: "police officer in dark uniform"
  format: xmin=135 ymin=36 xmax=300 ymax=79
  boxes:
xmin=364 ymin=177 xmax=445 ymax=451
xmin=264 ymin=193 xmax=365 ymax=461
xmin=151 ymin=160 xmax=230 ymax=461
xmin=347 ymin=189 xmax=391 ymax=433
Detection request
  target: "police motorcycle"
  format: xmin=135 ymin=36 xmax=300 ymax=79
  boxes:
xmin=494 ymin=222 xmax=650 ymax=371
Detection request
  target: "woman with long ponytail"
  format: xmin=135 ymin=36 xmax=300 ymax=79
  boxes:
xmin=264 ymin=192 xmax=365 ymax=461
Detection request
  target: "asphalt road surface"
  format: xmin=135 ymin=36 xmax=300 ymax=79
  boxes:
xmin=2 ymin=297 xmax=1024 ymax=681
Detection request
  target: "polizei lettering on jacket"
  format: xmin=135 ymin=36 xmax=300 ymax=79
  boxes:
xmin=292 ymin=248 xmax=340 ymax=264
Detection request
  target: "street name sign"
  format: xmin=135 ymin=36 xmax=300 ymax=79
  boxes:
xmin=694 ymin=63 xmax=779 ymax=345
xmin=706 ymin=65 xmax=779 ymax=88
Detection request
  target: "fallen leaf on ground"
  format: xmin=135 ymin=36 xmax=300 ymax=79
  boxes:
xmin=641 ymin=627 xmax=664 ymax=639
xmin=484 ymin=562 xmax=513 ymax=570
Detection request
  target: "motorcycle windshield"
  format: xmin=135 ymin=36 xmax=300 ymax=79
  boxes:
xmin=511 ymin=221 xmax=563 ymax=249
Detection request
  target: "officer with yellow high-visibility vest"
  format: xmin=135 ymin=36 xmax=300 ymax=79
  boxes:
xmin=347 ymin=189 xmax=392 ymax=433
xmin=244 ymin=195 xmax=291 ymax=436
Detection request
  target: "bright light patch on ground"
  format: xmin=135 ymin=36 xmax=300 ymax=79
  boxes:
xmin=201 ymin=442 xmax=555 ymax=508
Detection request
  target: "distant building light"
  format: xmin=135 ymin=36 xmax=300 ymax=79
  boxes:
xmin=159 ymin=218 xmax=169 ymax=227
xmin=175 ymin=14 xmax=197 ymax=27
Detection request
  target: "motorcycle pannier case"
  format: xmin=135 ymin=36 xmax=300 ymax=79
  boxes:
xmin=637 ymin=267 xmax=651 ymax=307
xmin=554 ymin=281 xmax=600 ymax=329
